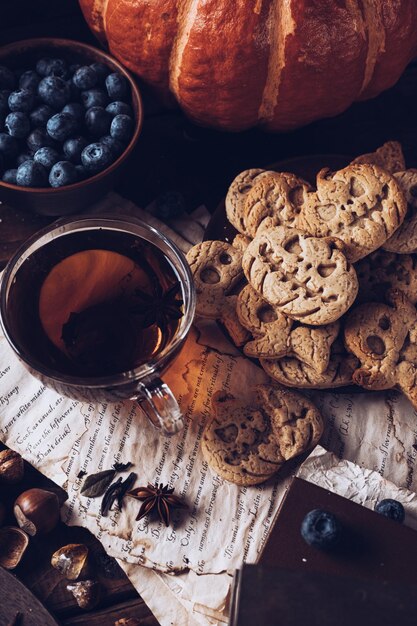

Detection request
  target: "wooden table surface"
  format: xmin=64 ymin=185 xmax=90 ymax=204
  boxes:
xmin=1 ymin=2 xmax=417 ymax=625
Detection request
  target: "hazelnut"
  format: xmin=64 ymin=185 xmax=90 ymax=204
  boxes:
xmin=14 ymin=488 xmax=60 ymax=536
xmin=0 ymin=526 xmax=29 ymax=569
xmin=67 ymin=579 xmax=101 ymax=610
xmin=0 ymin=449 xmax=24 ymax=484
xmin=51 ymin=543 xmax=89 ymax=580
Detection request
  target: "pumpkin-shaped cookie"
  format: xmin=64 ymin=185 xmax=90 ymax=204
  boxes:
xmin=383 ymin=169 xmax=417 ymax=254
xmin=260 ymin=340 xmax=358 ymax=389
xmin=243 ymin=171 xmax=311 ymax=238
xmin=344 ymin=289 xmax=417 ymax=410
xmin=236 ymin=284 xmax=339 ymax=372
xmin=242 ymin=227 xmax=358 ymax=325
xmin=201 ymin=385 xmax=323 ymax=486
xmin=296 ymin=164 xmax=407 ymax=261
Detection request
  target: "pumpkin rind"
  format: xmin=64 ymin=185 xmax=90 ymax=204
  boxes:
xmin=79 ymin=0 xmax=417 ymax=131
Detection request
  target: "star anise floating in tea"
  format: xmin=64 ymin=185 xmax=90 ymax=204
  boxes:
xmin=132 ymin=282 xmax=184 ymax=331
xmin=128 ymin=483 xmax=188 ymax=527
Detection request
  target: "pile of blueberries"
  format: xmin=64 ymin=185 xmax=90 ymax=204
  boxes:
xmin=0 ymin=56 xmax=134 ymax=188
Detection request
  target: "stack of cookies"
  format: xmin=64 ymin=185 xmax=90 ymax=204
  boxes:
xmin=187 ymin=141 xmax=417 ymax=484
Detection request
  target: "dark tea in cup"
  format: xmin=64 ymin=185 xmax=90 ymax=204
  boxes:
xmin=0 ymin=216 xmax=196 ymax=435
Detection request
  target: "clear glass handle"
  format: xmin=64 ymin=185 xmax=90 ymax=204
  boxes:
xmin=137 ymin=378 xmax=184 ymax=436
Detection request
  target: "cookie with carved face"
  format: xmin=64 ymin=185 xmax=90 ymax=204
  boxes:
xmin=355 ymin=250 xmax=417 ymax=304
xmin=201 ymin=385 xmax=323 ymax=486
xmin=242 ymin=227 xmax=358 ymax=326
xmin=383 ymin=170 xmax=417 ymax=253
xmin=225 ymin=168 xmax=273 ymax=235
xmin=296 ymin=164 xmax=407 ymax=262
xmin=236 ymin=285 xmax=339 ymax=372
xmin=243 ymin=171 xmax=311 ymax=238
xmin=186 ymin=240 xmax=249 ymax=346
xmin=350 ymin=141 xmax=405 ymax=174
xmin=260 ymin=340 xmax=358 ymax=389
xmin=344 ymin=288 xmax=417 ymax=409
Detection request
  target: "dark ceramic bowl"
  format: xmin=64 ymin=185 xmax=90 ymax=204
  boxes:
xmin=0 ymin=38 xmax=143 ymax=216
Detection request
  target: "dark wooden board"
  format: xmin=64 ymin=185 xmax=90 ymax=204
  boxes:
xmin=0 ymin=565 xmax=59 ymax=626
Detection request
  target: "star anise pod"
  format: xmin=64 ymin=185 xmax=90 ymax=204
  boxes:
xmin=132 ymin=282 xmax=184 ymax=331
xmin=127 ymin=483 xmax=187 ymax=527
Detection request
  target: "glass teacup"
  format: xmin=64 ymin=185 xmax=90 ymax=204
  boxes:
xmin=0 ymin=215 xmax=196 ymax=436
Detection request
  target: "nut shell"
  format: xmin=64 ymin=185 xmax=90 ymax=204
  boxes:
xmin=0 ymin=526 xmax=29 ymax=569
xmin=51 ymin=543 xmax=89 ymax=580
xmin=115 ymin=619 xmax=141 ymax=626
xmin=67 ymin=579 xmax=101 ymax=610
xmin=0 ymin=449 xmax=24 ymax=484
xmin=14 ymin=488 xmax=60 ymax=536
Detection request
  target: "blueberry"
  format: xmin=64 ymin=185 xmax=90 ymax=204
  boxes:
xmin=16 ymin=160 xmax=48 ymax=187
xmin=85 ymin=106 xmax=112 ymax=137
xmin=33 ymin=146 xmax=61 ymax=171
xmin=2 ymin=168 xmax=17 ymax=184
xmin=0 ymin=66 xmax=15 ymax=91
xmin=110 ymin=114 xmax=133 ymax=143
xmin=0 ymin=152 xmax=3 ymax=175
xmin=19 ymin=70 xmax=41 ymax=92
xmin=27 ymin=128 xmax=57 ymax=152
xmin=75 ymin=164 xmax=88 ymax=180
xmin=90 ymin=62 xmax=109 ymax=83
xmin=301 ymin=509 xmax=342 ymax=550
xmin=81 ymin=141 xmax=113 ymax=172
xmin=100 ymin=134 xmax=124 ymax=157
xmin=105 ymin=73 xmax=128 ymax=100
xmin=73 ymin=66 xmax=97 ymax=90
xmin=38 ymin=76 xmax=71 ymax=109
xmin=62 ymin=102 xmax=84 ymax=122
xmin=47 ymin=112 xmax=78 ymax=142
xmin=36 ymin=58 xmax=52 ymax=76
xmin=8 ymin=89 xmax=35 ymax=113
xmin=45 ymin=58 xmax=68 ymax=79
xmin=106 ymin=101 xmax=132 ymax=117
xmin=375 ymin=499 xmax=405 ymax=523
xmin=49 ymin=160 xmax=77 ymax=187
xmin=5 ymin=112 xmax=30 ymax=139
xmin=63 ymin=136 xmax=88 ymax=163
xmin=0 ymin=90 xmax=11 ymax=114
xmin=29 ymin=104 xmax=54 ymax=129
xmin=81 ymin=88 xmax=108 ymax=109
xmin=0 ymin=133 xmax=19 ymax=160
xmin=17 ymin=153 xmax=33 ymax=166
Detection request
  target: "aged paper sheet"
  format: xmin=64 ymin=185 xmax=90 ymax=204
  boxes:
xmin=1 ymin=196 xmax=417 ymax=625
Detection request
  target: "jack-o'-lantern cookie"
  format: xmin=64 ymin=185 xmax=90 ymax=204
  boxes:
xmin=186 ymin=240 xmax=249 ymax=345
xmin=351 ymin=141 xmax=406 ymax=174
xmin=242 ymin=227 xmax=358 ymax=325
xmin=383 ymin=170 xmax=417 ymax=254
xmin=344 ymin=288 xmax=417 ymax=409
xmin=225 ymin=168 xmax=273 ymax=235
xmin=260 ymin=340 xmax=358 ymax=389
xmin=296 ymin=164 xmax=407 ymax=261
xmin=355 ymin=250 xmax=417 ymax=304
xmin=243 ymin=171 xmax=311 ymax=237
xmin=201 ymin=385 xmax=323 ymax=485
xmin=236 ymin=285 xmax=339 ymax=372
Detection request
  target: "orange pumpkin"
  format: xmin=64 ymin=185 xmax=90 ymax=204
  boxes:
xmin=79 ymin=0 xmax=417 ymax=131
